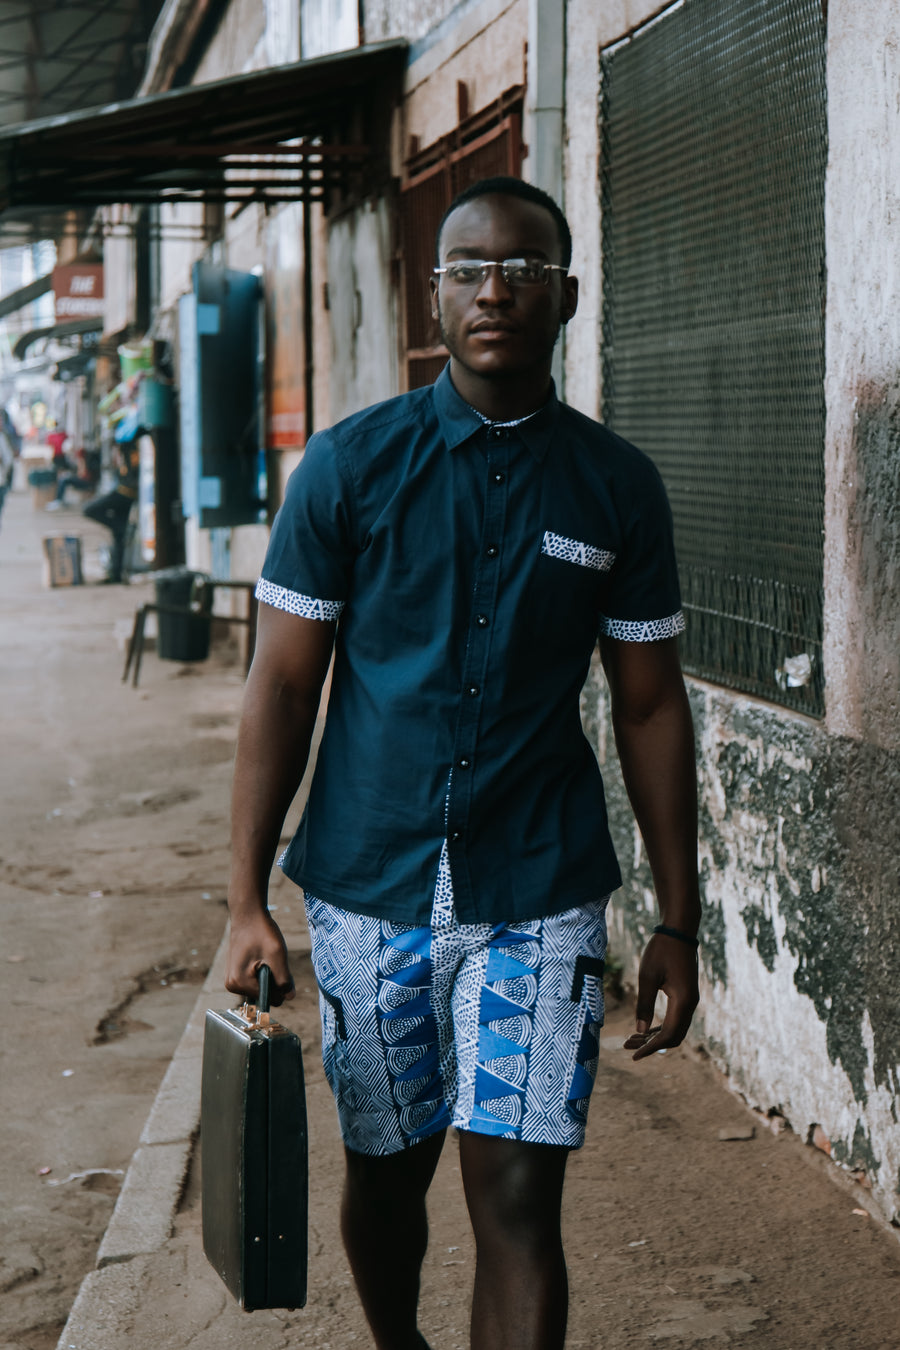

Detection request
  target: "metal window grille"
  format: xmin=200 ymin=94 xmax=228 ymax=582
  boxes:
xmin=600 ymin=0 xmax=827 ymax=715
xmin=400 ymin=90 xmax=523 ymax=391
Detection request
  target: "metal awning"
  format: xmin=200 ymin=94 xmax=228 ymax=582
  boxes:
xmin=0 ymin=39 xmax=407 ymax=239
xmin=0 ymin=272 xmax=53 ymax=320
xmin=54 ymin=349 xmax=97 ymax=381
xmin=13 ymin=316 xmax=102 ymax=360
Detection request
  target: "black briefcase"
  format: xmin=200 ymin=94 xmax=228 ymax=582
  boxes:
xmin=200 ymin=965 xmax=308 ymax=1311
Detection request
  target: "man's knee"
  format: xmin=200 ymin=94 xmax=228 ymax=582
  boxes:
xmin=459 ymin=1133 xmax=569 ymax=1245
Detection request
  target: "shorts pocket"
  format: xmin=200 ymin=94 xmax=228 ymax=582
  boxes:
xmin=569 ymin=954 xmax=606 ymax=1027
xmin=318 ymin=983 xmax=347 ymax=1040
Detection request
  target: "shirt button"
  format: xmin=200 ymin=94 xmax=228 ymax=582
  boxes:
xmin=485 ymin=545 xmax=499 ymax=558
xmin=475 ymin=614 xmax=489 ymax=628
xmin=488 ymin=427 xmax=507 ymax=440
xmin=492 ymin=471 xmax=505 ymax=484
xmin=450 ymin=830 xmax=462 ymax=842
xmin=467 ymin=684 xmax=480 ymax=697
xmin=458 ymin=757 xmax=471 ymax=769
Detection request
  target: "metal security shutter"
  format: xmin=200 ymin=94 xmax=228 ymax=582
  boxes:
xmin=400 ymin=158 xmax=453 ymax=390
xmin=400 ymin=91 xmax=522 ymax=391
xmin=600 ymin=0 xmax=827 ymax=715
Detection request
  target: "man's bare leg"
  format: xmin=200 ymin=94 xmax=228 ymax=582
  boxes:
xmin=459 ymin=1133 xmax=570 ymax=1350
xmin=341 ymin=1130 xmax=446 ymax=1350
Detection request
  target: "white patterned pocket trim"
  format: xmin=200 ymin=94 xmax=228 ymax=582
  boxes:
xmin=256 ymin=576 xmax=345 ymax=621
xmin=541 ymin=531 xmax=616 ymax=573
xmin=599 ymin=612 xmax=686 ymax=642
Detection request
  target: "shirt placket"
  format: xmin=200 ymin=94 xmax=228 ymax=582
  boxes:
xmin=446 ymin=426 xmax=511 ymax=915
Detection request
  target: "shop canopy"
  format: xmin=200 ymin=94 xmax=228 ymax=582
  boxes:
xmin=13 ymin=316 xmax=103 ymax=360
xmin=0 ymin=39 xmax=407 ymax=241
xmin=0 ymin=273 xmax=53 ymax=320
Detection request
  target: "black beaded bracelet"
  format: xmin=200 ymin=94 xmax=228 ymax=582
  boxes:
xmin=653 ymin=924 xmax=700 ymax=949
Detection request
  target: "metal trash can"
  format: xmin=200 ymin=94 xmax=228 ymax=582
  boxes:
xmin=29 ymin=467 xmax=57 ymax=509
xmin=154 ymin=567 xmax=211 ymax=662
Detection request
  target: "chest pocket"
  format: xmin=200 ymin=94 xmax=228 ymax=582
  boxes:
xmin=540 ymin=530 xmax=616 ymax=574
xmin=526 ymin=530 xmax=615 ymax=659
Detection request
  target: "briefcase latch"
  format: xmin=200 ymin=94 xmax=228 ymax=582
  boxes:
xmin=236 ymin=965 xmax=288 ymax=1034
xmin=234 ymin=1001 xmax=279 ymax=1031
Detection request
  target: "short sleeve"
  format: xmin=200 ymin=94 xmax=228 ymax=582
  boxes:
xmin=256 ymin=429 xmax=356 ymax=622
xmin=599 ymin=455 xmax=685 ymax=643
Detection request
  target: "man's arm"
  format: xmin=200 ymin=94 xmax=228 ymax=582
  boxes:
xmin=225 ymin=602 xmax=336 ymax=1005
xmin=598 ymin=634 xmax=700 ymax=1061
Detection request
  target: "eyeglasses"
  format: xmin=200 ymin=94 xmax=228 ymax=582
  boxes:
xmin=433 ymin=258 xmax=568 ymax=287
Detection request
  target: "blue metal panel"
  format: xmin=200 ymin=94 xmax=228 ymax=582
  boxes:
xmin=179 ymin=261 xmax=264 ymax=529
xmin=197 ymin=303 xmax=221 ymax=335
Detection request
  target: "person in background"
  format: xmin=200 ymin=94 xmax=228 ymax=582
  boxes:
xmin=0 ymin=413 xmax=16 ymax=523
xmin=45 ymin=426 xmax=70 ymax=471
xmin=82 ymin=437 xmax=140 ymax=583
xmin=45 ymin=447 xmax=101 ymax=511
xmin=0 ymin=407 xmax=21 ymax=457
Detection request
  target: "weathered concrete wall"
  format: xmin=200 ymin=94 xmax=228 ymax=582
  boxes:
xmin=301 ymin=0 xmax=357 ymax=58
xmin=566 ymin=0 xmax=900 ymax=1227
xmin=156 ymin=204 xmax=206 ymax=317
xmin=823 ymin=0 xmax=900 ymax=752
xmin=310 ymin=204 xmax=332 ymax=433
xmin=368 ymin=0 xmax=488 ymax=46
xmin=192 ymin=0 xmax=266 ymax=80
xmin=398 ymin=0 xmax=526 ymax=156
xmin=102 ymin=221 xmax=138 ymax=338
xmin=326 ymin=198 xmax=399 ymax=421
xmin=582 ymin=665 xmax=900 ymax=1223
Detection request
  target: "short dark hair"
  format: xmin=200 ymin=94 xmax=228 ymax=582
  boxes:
xmin=435 ymin=176 xmax=573 ymax=269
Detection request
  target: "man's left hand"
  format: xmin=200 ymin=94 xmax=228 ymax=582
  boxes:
xmin=624 ymin=933 xmax=699 ymax=1061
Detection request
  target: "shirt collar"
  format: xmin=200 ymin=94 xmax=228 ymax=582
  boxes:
xmin=432 ymin=363 xmax=559 ymax=462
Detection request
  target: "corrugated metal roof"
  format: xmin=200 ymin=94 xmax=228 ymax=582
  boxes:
xmin=0 ymin=1 xmax=168 ymax=128
xmin=0 ymin=38 xmax=407 ymax=240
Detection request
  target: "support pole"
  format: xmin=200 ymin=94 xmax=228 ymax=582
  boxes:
xmin=527 ymin=0 xmax=567 ymax=395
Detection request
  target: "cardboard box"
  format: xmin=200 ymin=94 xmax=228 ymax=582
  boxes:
xmin=43 ymin=535 xmax=84 ymax=587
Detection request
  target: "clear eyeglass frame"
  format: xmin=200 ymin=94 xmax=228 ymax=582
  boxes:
xmin=433 ymin=258 xmax=568 ymax=287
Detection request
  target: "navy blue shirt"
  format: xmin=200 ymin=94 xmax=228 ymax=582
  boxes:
xmin=257 ymin=367 xmax=684 ymax=925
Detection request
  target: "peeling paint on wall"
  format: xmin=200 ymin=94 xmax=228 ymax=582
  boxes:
xmin=849 ymin=381 xmax=900 ymax=746
xmin=582 ymin=661 xmax=900 ymax=1224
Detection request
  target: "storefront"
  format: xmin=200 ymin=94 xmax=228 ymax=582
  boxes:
xmin=0 ymin=40 xmax=407 ymax=572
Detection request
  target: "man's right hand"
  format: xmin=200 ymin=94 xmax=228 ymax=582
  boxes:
xmin=224 ymin=909 xmax=296 ymax=1006
xmin=225 ymin=604 xmax=336 ymax=1009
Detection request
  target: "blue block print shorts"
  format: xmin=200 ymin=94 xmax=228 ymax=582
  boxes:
xmin=303 ymin=842 xmax=609 ymax=1156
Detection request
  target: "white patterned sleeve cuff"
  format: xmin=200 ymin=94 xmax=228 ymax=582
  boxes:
xmin=255 ymin=577 xmax=345 ymax=622
xmin=599 ymin=612 xmax=685 ymax=642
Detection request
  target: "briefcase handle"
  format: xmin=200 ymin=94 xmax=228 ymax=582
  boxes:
xmin=257 ymin=963 xmax=272 ymax=1014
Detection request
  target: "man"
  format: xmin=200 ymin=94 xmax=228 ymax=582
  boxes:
xmin=226 ymin=177 xmax=700 ymax=1350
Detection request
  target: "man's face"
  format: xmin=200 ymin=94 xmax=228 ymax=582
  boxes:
xmin=430 ymin=194 xmax=578 ymax=386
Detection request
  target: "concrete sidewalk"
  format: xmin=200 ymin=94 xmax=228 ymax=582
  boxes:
xmin=56 ymin=926 xmax=236 ymax=1349
xmin=57 ymin=924 xmax=900 ymax=1350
